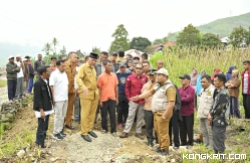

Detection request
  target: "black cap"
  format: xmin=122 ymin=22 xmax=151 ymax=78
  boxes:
xmin=89 ymin=52 xmax=98 ymax=59
xmin=51 ymin=56 xmax=57 ymax=60
xmin=112 ymin=52 xmax=117 ymax=56
xmin=148 ymin=69 xmax=157 ymax=75
xmin=179 ymin=74 xmax=191 ymax=80
xmin=25 ymin=56 xmax=31 ymax=59
xmin=243 ymin=60 xmax=250 ymax=64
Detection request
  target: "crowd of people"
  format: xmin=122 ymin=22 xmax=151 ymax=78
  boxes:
xmin=5 ymin=51 xmax=250 ymax=156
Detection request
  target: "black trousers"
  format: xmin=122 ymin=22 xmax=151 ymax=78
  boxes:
xmin=36 ymin=115 xmax=50 ymax=146
xmin=117 ymin=94 xmax=128 ymax=124
xmin=7 ymin=80 xmax=17 ymax=101
xmin=169 ymin=110 xmax=180 ymax=147
xmin=101 ymin=99 xmax=116 ymax=133
xmin=243 ymin=94 xmax=250 ymax=119
xmin=144 ymin=110 xmax=156 ymax=143
xmin=179 ymin=114 xmax=194 ymax=145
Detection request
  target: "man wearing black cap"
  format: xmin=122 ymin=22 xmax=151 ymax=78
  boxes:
xmin=178 ymin=74 xmax=195 ymax=149
xmin=6 ymin=56 xmax=20 ymax=100
xmin=242 ymin=60 xmax=250 ymax=119
xmin=77 ymin=52 xmax=99 ymax=142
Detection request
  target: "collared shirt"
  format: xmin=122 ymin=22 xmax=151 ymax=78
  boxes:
xmin=125 ymin=73 xmax=147 ymax=104
xmin=97 ymin=72 xmax=118 ymax=102
xmin=197 ymin=84 xmax=215 ymax=119
xmin=16 ymin=61 xmax=24 ymax=78
xmin=65 ymin=61 xmax=76 ymax=94
xmin=209 ymin=87 xmax=230 ymax=127
xmin=49 ymin=69 xmax=69 ymax=102
xmin=76 ymin=62 xmax=98 ymax=99
xmin=179 ymin=85 xmax=195 ymax=116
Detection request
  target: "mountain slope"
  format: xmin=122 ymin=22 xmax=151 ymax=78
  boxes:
xmin=167 ymin=12 xmax=250 ymax=41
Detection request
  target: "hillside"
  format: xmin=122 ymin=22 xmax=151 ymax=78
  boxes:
xmin=167 ymin=12 xmax=250 ymax=41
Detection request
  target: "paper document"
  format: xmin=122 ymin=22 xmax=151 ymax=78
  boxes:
xmin=34 ymin=109 xmax=54 ymax=118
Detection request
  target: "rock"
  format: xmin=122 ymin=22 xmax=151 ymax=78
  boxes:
xmin=17 ymin=150 xmax=25 ymax=158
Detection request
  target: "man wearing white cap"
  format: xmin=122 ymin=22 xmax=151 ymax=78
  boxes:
xmin=6 ymin=56 xmax=20 ymax=100
xmin=131 ymin=68 xmax=176 ymax=156
xmin=15 ymin=54 xmax=24 ymax=98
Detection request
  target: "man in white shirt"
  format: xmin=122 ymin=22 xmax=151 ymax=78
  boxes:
xmin=15 ymin=54 xmax=24 ymax=98
xmin=50 ymin=59 xmax=69 ymax=140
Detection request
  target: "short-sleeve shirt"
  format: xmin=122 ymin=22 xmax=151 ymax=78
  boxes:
xmin=49 ymin=69 xmax=69 ymax=102
xmin=97 ymin=72 xmax=118 ymax=102
xmin=150 ymin=85 xmax=176 ymax=102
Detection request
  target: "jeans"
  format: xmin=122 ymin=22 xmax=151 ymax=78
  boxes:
xmin=36 ymin=115 xmax=50 ymax=146
xmin=117 ymin=94 xmax=128 ymax=124
xmin=101 ymin=99 xmax=116 ymax=133
xmin=230 ymin=97 xmax=241 ymax=118
xmin=7 ymin=80 xmax=17 ymax=101
xmin=27 ymin=77 xmax=34 ymax=93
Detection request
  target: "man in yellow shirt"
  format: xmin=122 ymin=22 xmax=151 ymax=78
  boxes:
xmin=77 ymin=53 xmax=99 ymax=142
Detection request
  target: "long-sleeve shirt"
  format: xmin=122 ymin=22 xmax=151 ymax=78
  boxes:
xmin=34 ymin=60 xmax=45 ymax=72
xmin=179 ymin=85 xmax=195 ymax=116
xmin=209 ymin=87 xmax=230 ymax=127
xmin=125 ymin=73 xmax=147 ymax=104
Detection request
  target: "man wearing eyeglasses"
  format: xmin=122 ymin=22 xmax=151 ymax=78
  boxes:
xmin=120 ymin=63 xmax=147 ymax=139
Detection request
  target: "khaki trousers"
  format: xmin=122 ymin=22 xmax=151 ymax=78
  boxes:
xmin=80 ymin=95 xmax=99 ymax=135
xmin=154 ymin=111 xmax=173 ymax=151
xmin=65 ymin=94 xmax=75 ymax=126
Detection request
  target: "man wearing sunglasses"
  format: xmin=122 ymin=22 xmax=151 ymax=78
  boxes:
xmin=120 ymin=63 xmax=147 ymax=139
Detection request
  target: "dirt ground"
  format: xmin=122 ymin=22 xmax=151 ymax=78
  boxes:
xmin=0 ymin=104 xmax=249 ymax=163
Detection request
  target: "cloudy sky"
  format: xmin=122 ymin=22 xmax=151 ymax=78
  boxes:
xmin=0 ymin=0 xmax=249 ymax=54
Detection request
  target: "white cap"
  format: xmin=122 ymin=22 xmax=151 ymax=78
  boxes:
xmin=9 ymin=56 xmax=14 ymax=59
xmin=23 ymin=58 xmax=28 ymax=61
xmin=16 ymin=54 xmax=21 ymax=58
xmin=156 ymin=68 xmax=169 ymax=76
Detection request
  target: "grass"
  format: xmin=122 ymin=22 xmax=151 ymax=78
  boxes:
xmin=0 ymin=80 xmax=7 ymax=87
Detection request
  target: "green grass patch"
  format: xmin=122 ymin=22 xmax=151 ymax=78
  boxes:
xmin=0 ymin=80 xmax=7 ymax=87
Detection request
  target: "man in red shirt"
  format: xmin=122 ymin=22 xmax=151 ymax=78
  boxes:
xmin=242 ymin=60 xmax=250 ymax=119
xmin=120 ymin=63 xmax=147 ymax=139
xmin=97 ymin=60 xmax=119 ymax=136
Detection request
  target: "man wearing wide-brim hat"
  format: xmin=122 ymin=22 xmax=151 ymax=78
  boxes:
xmin=6 ymin=56 xmax=20 ymax=100
xmin=76 ymin=52 xmax=99 ymax=142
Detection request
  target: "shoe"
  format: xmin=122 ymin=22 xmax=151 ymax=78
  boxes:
xmin=88 ymin=131 xmax=97 ymax=138
xmin=52 ymin=134 xmax=63 ymax=140
xmin=81 ymin=135 xmax=92 ymax=142
xmin=36 ymin=144 xmax=46 ymax=148
xmin=135 ymin=133 xmax=144 ymax=140
xmin=147 ymin=141 xmax=153 ymax=147
xmin=173 ymin=146 xmax=179 ymax=150
xmin=160 ymin=150 xmax=169 ymax=156
xmin=65 ymin=125 xmax=74 ymax=130
xmin=118 ymin=124 xmax=123 ymax=130
xmin=119 ymin=132 xmax=128 ymax=138
xmin=154 ymin=148 xmax=161 ymax=153
xmin=60 ymin=131 xmax=67 ymax=137
xmin=101 ymin=129 xmax=107 ymax=134
xmin=112 ymin=132 xmax=118 ymax=137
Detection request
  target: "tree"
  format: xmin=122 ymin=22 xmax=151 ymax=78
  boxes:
xmin=42 ymin=43 xmax=52 ymax=55
xmin=246 ymin=26 xmax=250 ymax=45
xmin=109 ymin=24 xmax=130 ymax=53
xmin=201 ymin=33 xmax=221 ymax=48
xmin=76 ymin=50 xmax=85 ymax=58
xmin=92 ymin=47 xmax=101 ymax=54
xmin=229 ymin=26 xmax=248 ymax=47
xmin=60 ymin=46 xmax=67 ymax=55
xmin=130 ymin=37 xmax=151 ymax=51
xmin=52 ymin=37 xmax=59 ymax=54
xmin=152 ymin=37 xmax=168 ymax=45
xmin=176 ymin=24 xmax=200 ymax=46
